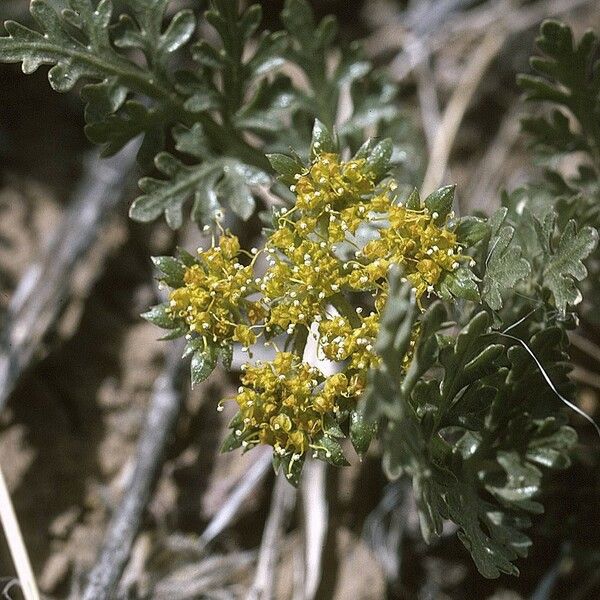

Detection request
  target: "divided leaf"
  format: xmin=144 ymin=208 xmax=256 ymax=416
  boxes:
xmin=543 ymin=219 xmax=598 ymax=314
xmin=0 ymin=0 xmax=195 ymax=160
xmin=482 ymin=210 xmax=530 ymax=310
xmin=0 ymin=0 xmax=407 ymax=228
xmin=518 ymin=20 xmax=600 ymax=155
xmin=515 ymin=20 xmax=600 ymax=322
xmin=130 ymin=153 xmax=268 ymax=228
xmin=369 ymin=280 xmax=579 ymax=578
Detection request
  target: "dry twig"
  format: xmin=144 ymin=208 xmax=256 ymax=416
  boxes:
xmin=371 ymin=0 xmax=592 ymax=81
xmin=0 ymin=464 xmax=40 ymax=600
xmin=152 ymin=551 xmax=257 ymax=600
xmin=421 ymin=28 xmax=508 ymax=197
xmin=362 ymin=482 xmax=411 ymax=584
xmin=570 ymin=366 xmax=600 ymax=392
xmin=0 ymin=145 xmax=137 ymax=411
xmin=414 ymin=54 xmax=442 ymax=154
xmin=300 ymin=460 xmax=328 ymax=600
xmin=569 ymin=332 xmax=600 ymax=366
xmin=198 ymin=448 xmax=272 ymax=551
xmin=246 ymin=475 xmax=297 ymax=600
xmin=81 ymin=338 xmax=188 ymax=600
xmin=466 ymin=103 xmax=523 ymax=213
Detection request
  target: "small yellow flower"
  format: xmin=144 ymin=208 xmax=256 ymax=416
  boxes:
xmin=234 ymin=324 xmax=256 ymax=347
xmin=269 ymin=226 xmax=295 ymax=250
xmin=219 ymin=234 xmax=240 ymax=259
xmin=262 ymin=238 xmax=347 ymax=330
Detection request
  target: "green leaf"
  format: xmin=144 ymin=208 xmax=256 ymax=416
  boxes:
xmin=521 ymin=110 xmax=591 ymax=158
xmin=177 ymin=247 xmax=197 ymax=268
xmin=0 ymin=0 xmax=405 ymax=232
xmin=513 ymin=23 xmax=600 ymax=330
xmin=173 ymin=123 xmax=212 ymax=161
xmin=194 ymin=0 xmax=288 ymax=124
xmin=182 ymin=336 xmax=204 ymax=360
xmin=233 ymin=75 xmax=297 ymax=135
xmin=349 ymin=409 xmax=375 ymax=458
xmin=369 ymin=294 xmax=582 ymax=578
xmin=381 ymin=411 xmax=448 ymax=543
xmin=362 ymin=270 xmax=419 ymax=424
xmin=159 ymin=9 xmax=195 ymax=54
xmin=279 ymin=452 xmax=305 ymax=487
xmin=526 ymin=424 xmax=576 ymax=469
xmin=446 ymin=483 xmax=522 ymax=578
xmin=486 ymin=451 xmax=542 ymax=503
xmin=334 ymin=42 xmax=370 ymax=87
xmin=158 ymin=326 xmax=187 ymax=341
xmin=439 ymin=267 xmax=480 ymax=302
xmin=266 ymin=153 xmax=304 ymax=185
xmin=221 ymin=430 xmax=243 ymax=452
xmin=130 ymin=155 xmax=267 ymax=227
xmin=401 ymin=301 xmax=446 ymax=395
xmin=191 ymin=345 xmax=218 ymax=386
xmin=218 ymin=164 xmax=259 ymax=221
xmin=424 ymin=185 xmax=455 ymax=224
xmin=282 ymin=0 xmax=327 ymax=47
xmin=482 ymin=212 xmax=530 ymax=310
xmin=281 ymin=0 xmax=341 ymax=127
xmin=313 ymin=434 xmax=349 ymax=467
xmin=246 ymin=31 xmax=287 ymax=77
xmin=405 ymin=188 xmax=421 ymax=210
xmin=81 ymin=76 xmax=127 ymax=124
xmin=438 ymin=312 xmax=496 ymax=411
xmin=84 ymin=100 xmax=167 ymax=166
xmin=239 ymin=4 xmax=262 ymax=40
xmin=365 ymin=138 xmax=393 ymax=179
xmin=0 ymin=0 xmax=112 ymax=89
xmin=339 ymin=72 xmax=400 ymax=141
xmin=151 ymin=256 xmax=186 ymax=288
xmin=220 ymin=344 xmax=234 ymax=371
xmin=375 ymin=269 xmax=418 ymax=378
xmin=142 ymin=302 xmax=178 ymax=329
xmin=518 ymin=21 xmax=600 ymax=154
xmin=310 ymin=119 xmax=336 ymax=156
xmin=542 ymin=219 xmax=598 ymax=314
xmin=0 ymin=0 xmax=197 ymax=158
xmin=455 ymin=216 xmax=490 ymax=246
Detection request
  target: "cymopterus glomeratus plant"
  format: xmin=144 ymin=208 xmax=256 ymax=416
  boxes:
xmin=2 ymin=0 xmax=599 ymax=579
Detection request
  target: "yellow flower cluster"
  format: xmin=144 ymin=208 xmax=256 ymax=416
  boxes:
xmin=293 ymin=153 xmax=375 ymax=215
xmin=161 ymin=149 xmax=475 ymax=470
xmin=353 ymin=203 xmax=471 ymax=299
xmin=233 ymin=353 xmax=356 ymax=460
xmin=166 ymin=234 xmax=263 ymax=349
xmin=229 ymin=154 xmax=469 ymax=459
xmin=319 ymin=313 xmax=380 ymax=384
xmin=265 ymin=152 xmax=470 ymax=314
xmin=261 ymin=238 xmax=343 ymax=331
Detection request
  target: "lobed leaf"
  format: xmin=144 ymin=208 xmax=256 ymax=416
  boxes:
xmin=482 ymin=210 xmax=531 ymax=311
xmin=130 ymin=154 xmax=268 ymax=228
xmin=543 ymin=219 xmax=598 ymax=314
